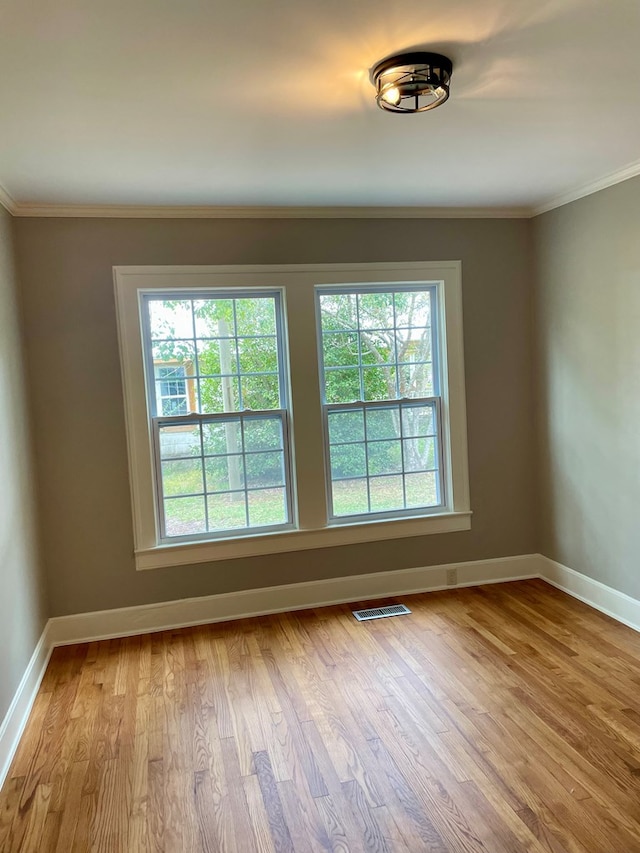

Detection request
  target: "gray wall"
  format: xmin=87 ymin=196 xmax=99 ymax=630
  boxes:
xmin=13 ymin=217 xmax=536 ymax=617
xmin=0 ymin=207 xmax=47 ymax=722
xmin=534 ymin=177 xmax=640 ymax=600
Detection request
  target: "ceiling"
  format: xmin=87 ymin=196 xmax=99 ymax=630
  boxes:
xmin=1 ymin=0 xmax=639 ymax=213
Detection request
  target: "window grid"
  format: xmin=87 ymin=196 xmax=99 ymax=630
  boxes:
xmin=317 ymin=285 xmax=443 ymax=522
xmin=153 ymin=412 xmax=292 ymax=541
xmin=320 ymin=294 xmax=435 ymax=404
xmin=142 ymin=291 xmax=293 ymax=542
xmin=324 ymin=400 xmax=443 ymax=519
xmin=148 ymin=297 xmax=283 ymax=417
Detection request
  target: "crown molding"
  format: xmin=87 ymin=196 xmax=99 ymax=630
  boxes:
xmin=5 ymin=156 xmax=640 ymax=220
xmin=10 ymin=203 xmax=531 ymax=219
xmin=532 ymin=158 xmax=640 ymax=217
xmin=0 ymin=182 xmax=17 ymax=215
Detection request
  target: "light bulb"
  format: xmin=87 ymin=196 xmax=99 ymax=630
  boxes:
xmin=381 ymin=85 xmax=401 ymax=106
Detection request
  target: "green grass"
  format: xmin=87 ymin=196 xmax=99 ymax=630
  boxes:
xmin=163 ymin=475 xmax=438 ymax=537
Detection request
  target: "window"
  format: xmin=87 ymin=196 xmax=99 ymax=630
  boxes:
xmin=318 ymin=286 xmax=444 ymax=521
xmin=142 ymin=292 xmax=292 ymax=541
xmin=155 ymin=364 xmax=189 ymax=416
xmin=114 ymin=263 xmax=470 ymax=569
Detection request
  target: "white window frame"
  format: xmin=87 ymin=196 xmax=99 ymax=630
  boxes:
xmin=114 ymin=263 xmax=471 ymax=570
xmin=141 ymin=289 xmax=295 ymax=542
xmin=316 ymin=283 xmax=446 ymax=523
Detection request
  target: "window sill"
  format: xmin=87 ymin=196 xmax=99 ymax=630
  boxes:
xmin=135 ymin=510 xmax=472 ymax=570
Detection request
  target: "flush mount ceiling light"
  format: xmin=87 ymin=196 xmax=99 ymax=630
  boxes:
xmin=371 ymin=51 xmax=453 ymax=113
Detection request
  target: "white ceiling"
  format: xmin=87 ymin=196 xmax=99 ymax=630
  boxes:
xmin=1 ymin=0 xmax=639 ymax=212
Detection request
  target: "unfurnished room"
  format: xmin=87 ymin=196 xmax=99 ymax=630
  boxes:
xmin=1 ymin=1 xmax=640 ymax=851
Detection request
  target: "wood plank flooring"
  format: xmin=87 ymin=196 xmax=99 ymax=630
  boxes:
xmin=2 ymin=579 xmax=640 ymax=852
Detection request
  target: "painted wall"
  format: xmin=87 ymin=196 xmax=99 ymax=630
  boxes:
xmin=534 ymin=177 xmax=640 ymax=599
xmin=0 ymin=207 xmax=47 ymax=722
xmin=13 ymin=217 xmax=536 ymax=617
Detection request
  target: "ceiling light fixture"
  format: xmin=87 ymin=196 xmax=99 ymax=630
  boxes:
xmin=371 ymin=51 xmax=453 ymax=114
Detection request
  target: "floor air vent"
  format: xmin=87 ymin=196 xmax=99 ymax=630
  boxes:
xmin=352 ymin=604 xmax=411 ymax=622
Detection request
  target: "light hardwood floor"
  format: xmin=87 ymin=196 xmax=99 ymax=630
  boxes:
xmin=2 ymin=579 xmax=640 ymax=852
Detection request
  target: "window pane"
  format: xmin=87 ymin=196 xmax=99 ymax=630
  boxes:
xmin=152 ymin=341 xmax=196 ymax=365
xmin=199 ymin=376 xmax=240 ymax=413
xmin=165 ymin=496 xmax=206 ymax=536
xmin=399 ymin=362 xmax=434 ymax=397
xmin=369 ymin=476 xmax=404 ymax=512
xmin=161 ymin=459 xmax=203 ymax=496
xmin=328 ymin=409 xmax=364 ymax=444
xmin=401 ymin=405 xmax=435 ymax=437
xmin=325 ymin=369 xmax=360 ymax=404
xmin=319 ymin=293 xmax=358 ymax=331
xmin=405 ymin=472 xmax=438 ymax=507
xmin=396 ymin=328 xmax=432 ymax=363
xmin=235 ymin=298 xmax=276 ymax=336
xmin=394 ymin=290 xmax=431 ymax=328
xmin=245 ymin=451 xmax=285 ymax=489
xmin=149 ymin=300 xmax=193 ymax=340
xmin=323 ymin=332 xmax=359 ymax=368
xmin=241 ymin=374 xmax=280 ymax=410
xmin=365 ymin=407 xmax=400 ymax=441
xmin=247 ymin=488 xmax=287 ymax=526
xmin=403 ymin=437 xmax=436 ymax=472
xmin=330 ymin=443 xmax=366 ymax=480
xmin=207 ymin=492 xmax=247 ymax=530
xmin=332 ymin=478 xmax=368 ymax=516
xmin=202 ymin=420 xmax=242 ymax=455
xmin=193 ymin=299 xmax=235 ymax=338
xmin=160 ymin=424 xmax=201 ymax=459
xmin=243 ymin=418 xmax=283 ymax=452
xmin=160 ymin=397 xmax=188 ymax=416
xmin=197 ymin=339 xmax=238 ymax=378
xmin=362 ymin=366 xmax=396 ymax=401
xmin=367 ymin=440 xmax=402 ymax=476
xmin=205 ymin=455 xmax=245 ymax=492
xmin=360 ymin=330 xmax=395 ymax=365
xmin=238 ymin=336 xmax=278 ymax=375
xmin=358 ymin=292 xmax=393 ymax=329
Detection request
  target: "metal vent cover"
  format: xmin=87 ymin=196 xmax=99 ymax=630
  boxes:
xmin=352 ymin=604 xmax=411 ymax=621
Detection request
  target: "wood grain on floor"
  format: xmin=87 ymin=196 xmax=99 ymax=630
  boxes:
xmin=2 ymin=579 xmax=640 ymax=852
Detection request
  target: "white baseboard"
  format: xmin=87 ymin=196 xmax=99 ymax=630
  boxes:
xmin=541 ymin=556 xmax=640 ymax=633
xmin=47 ymin=555 xmax=540 ymax=646
xmin=0 ymin=631 xmax=52 ymax=790
xmin=4 ymin=551 xmax=638 ymax=792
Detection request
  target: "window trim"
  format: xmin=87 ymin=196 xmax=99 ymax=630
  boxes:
xmin=113 ymin=262 xmax=471 ymax=570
